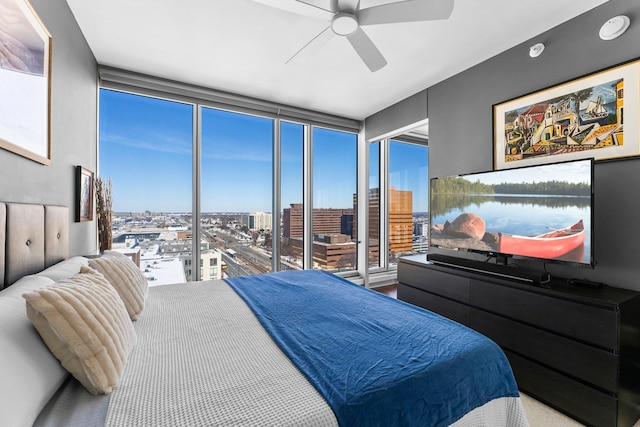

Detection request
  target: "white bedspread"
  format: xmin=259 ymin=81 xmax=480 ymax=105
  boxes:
xmin=105 ymin=280 xmax=339 ymax=427
xmin=103 ymin=279 xmax=528 ymax=427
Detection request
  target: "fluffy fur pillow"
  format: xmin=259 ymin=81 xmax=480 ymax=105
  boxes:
xmin=23 ymin=267 xmax=136 ymax=395
xmin=88 ymin=251 xmax=147 ymax=320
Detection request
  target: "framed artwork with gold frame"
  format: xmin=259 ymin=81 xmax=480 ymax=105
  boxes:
xmin=494 ymin=59 xmax=640 ymax=170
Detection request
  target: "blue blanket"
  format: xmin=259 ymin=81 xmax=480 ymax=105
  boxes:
xmin=226 ymin=270 xmax=519 ymax=427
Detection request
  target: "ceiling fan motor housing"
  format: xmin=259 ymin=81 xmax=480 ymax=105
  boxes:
xmin=332 ymin=12 xmax=359 ymax=36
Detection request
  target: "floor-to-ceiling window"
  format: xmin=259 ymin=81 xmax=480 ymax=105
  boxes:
xmin=368 ymin=141 xmax=381 ymax=269
xmin=200 ymin=107 xmax=274 ymax=277
xmin=312 ymin=127 xmax=358 ymax=272
xmin=388 ymin=139 xmax=429 ymax=265
xmin=367 ymin=137 xmax=428 ymax=273
xmin=99 ymin=84 xmax=362 ymax=282
xmin=280 ymin=121 xmax=304 ymax=271
xmin=99 ymin=89 xmax=194 ymax=285
xmin=99 ymin=86 xmax=429 ymax=283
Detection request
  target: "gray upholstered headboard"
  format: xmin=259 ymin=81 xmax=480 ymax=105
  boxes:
xmin=0 ymin=203 xmax=69 ymax=289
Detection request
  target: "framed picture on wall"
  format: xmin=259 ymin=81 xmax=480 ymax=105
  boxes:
xmin=493 ymin=58 xmax=640 ymax=170
xmin=0 ymin=0 xmax=52 ymax=165
xmin=76 ymin=166 xmax=94 ymax=222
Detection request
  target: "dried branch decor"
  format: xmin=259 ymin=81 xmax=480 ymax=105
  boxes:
xmin=95 ymin=177 xmax=113 ymax=252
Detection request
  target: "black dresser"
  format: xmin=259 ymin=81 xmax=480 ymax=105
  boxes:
xmin=397 ymin=255 xmax=640 ymax=427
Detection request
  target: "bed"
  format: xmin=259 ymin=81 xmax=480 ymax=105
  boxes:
xmin=0 ymin=202 xmax=529 ymax=426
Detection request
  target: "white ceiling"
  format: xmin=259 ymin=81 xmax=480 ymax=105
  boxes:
xmin=65 ymin=0 xmax=608 ymax=121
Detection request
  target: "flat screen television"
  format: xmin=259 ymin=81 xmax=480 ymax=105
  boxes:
xmin=428 ymin=158 xmax=594 ymax=272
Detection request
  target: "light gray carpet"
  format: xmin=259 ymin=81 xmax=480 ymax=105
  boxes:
xmin=520 ymin=394 xmax=583 ymax=426
xmin=520 ymin=393 xmax=640 ymax=427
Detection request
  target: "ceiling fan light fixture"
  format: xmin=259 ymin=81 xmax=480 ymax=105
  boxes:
xmin=332 ymin=13 xmax=358 ymax=36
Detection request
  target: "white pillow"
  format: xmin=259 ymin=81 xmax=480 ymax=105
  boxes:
xmin=0 ymin=275 xmax=68 ymax=427
xmin=23 ymin=267 xmax=137 ymax=395
xmin=88 ymin=251 xmax=147 ymax=320
xmin=36 ymin=256 xmax=89 ymax=282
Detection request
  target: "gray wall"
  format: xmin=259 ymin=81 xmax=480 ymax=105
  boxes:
xmin=0 ymin=0 xmax=97 ymax=256
xmin=365 ymin=90 xmax=428 ymax=141
xmin=371 ymin=0 xmax=640 ymax=290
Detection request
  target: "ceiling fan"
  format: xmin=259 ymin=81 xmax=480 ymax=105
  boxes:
xmin=253 ymin=0 xmax=455 ymax=72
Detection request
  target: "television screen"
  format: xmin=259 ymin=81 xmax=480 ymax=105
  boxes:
xmin=429 ymin=158 xmax=593 ymax=266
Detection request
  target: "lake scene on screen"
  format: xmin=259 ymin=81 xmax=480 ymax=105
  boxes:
xmin=430 ymin=160 xmax=592 ymax=264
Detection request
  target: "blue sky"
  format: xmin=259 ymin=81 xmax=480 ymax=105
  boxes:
xmin=99 ymin=90 xmax=193 ymax=212
xmin=99 ymin=89 xmax=428 ymax=213
xmin=389 ymin=141 xmax=429 ymax=212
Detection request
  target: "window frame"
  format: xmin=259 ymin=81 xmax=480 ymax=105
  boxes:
xmin=99 ymin=69 xmax=431 ymax=285
xmin=98 ymin=70 xmax=362 ymax=281
xmin=365 ymin=136 xmax=428 ymax=281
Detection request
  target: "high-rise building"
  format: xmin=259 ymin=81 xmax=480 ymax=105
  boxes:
xmin=248 ymin=212 xmax=272 ymax=231
xmin=414 ymin=222 xmax=428 ymax=236
xmin=283 ymin=204 xmax=354 ymax=238
xmin=353 ymin=187 xmax=413 ymax=261
xmin=282 ymin=189 xmax=411 ymax=267
xmin=282 ymin=204 xmax=356 ymax=269
xmin=389 ymin=186 xmax=413 ymax=255
xmin=288 ymin=234 xmax=356 ymax=270
xmin=283 ymin=203 xmax=303 ymax=238
xmin=341 ymin=214 xmax=353 ymax=236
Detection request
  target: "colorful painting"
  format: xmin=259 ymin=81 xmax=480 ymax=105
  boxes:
xmin=0 ymin=0 xmax=51 ymax=165
xmin=494 ymin=59 xmax=640 ymax=170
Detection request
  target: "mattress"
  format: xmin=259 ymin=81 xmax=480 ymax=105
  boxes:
xmin=105 ymin=279 xmax=338 ymax=427
xmin=35 ymin=276 xmax=528 ymax=426
xmin=227 ymin=270 xmax=525 ymax=426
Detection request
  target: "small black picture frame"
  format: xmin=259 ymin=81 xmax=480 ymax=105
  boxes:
xmin=76 ymin=165 xmax=94 ymax=222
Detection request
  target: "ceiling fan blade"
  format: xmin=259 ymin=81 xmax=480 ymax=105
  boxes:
xmin=358 ymin=0 xmax=455 ymax=26
xmin=251 ymin=0 xmax=333 ymax=21
xmin=286 ymin=25 xmax=333 ymax=65
xmin=346 ymin=27 xmax=387 ymax=72
xmin=336 ymin=0 xmax=359 ymax=12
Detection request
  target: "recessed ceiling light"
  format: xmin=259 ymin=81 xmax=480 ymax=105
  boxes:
xmin=599 ymin=15 xmax=630 ymax=40
xmin=529 ymin=43 xmax=545 ymax=58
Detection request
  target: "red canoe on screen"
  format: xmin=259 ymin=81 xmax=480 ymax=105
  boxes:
xmin=498 ymin=220 xmax=585 ymax=259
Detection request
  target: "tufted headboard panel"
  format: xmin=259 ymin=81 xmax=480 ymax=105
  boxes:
xmin=0 ymin=203 xmax=69 ymax=289
xmin=44 ymin=205 xmax=69 ymax=268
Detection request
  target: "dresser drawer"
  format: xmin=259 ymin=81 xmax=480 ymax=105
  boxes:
xmin=472 ymin=281 xmax=619 ymax=350
xmin=399 ymin=262 xmax=471 ymax=303
xmin=472 ymin=309 xmax=618 ymax=392
xmin=507 ymin=350 xmax=617 ymax=427
xmin=398 ymin=284 xmax=470 ymax=326
xmin=397 ymin=259 xmax=640 ymax=426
